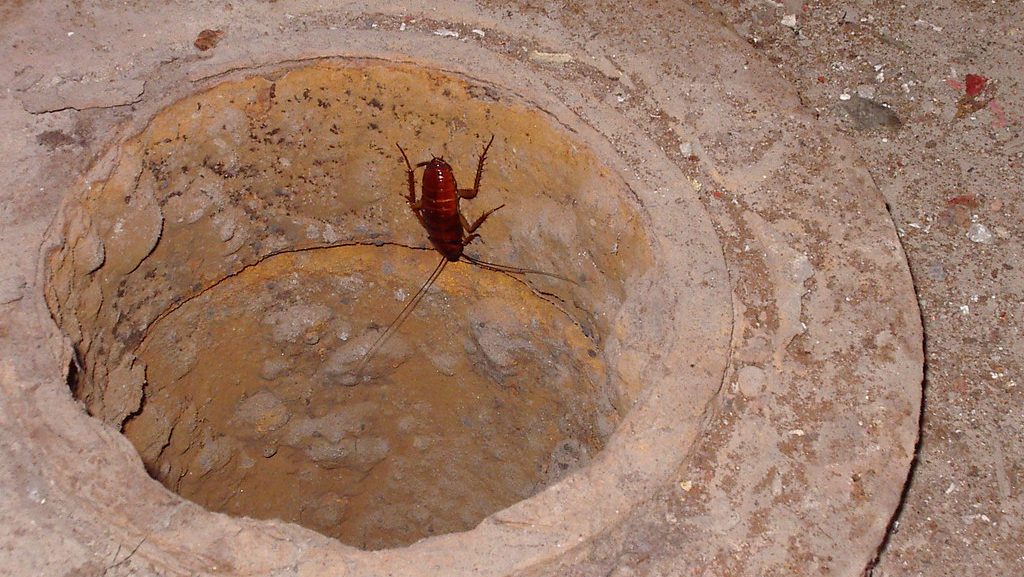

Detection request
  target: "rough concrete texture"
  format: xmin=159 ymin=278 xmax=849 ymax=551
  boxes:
xmin=0 ymin=2 xmax=928 ymax=576
xmin=705 ymin=2 xmax=1023 ymax=575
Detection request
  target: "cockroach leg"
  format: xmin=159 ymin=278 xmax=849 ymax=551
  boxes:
xmin=462 ymin=203 xmax=505 ymax=235
xmin=458 ymin=134 xmax=495 ymax=200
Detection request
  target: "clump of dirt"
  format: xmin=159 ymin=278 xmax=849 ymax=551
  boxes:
xmin=45 ymin=62 xmax=651 ymax=549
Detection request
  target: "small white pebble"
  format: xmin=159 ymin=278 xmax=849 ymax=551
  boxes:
xmin=967 ymin=222 xmax=994 ymax=243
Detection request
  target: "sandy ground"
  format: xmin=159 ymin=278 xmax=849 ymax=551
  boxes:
xmin=709 ymin=1 xmax=1023 ymax=574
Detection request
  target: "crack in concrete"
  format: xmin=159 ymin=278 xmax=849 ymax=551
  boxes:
xmin=863 ymin=399 xmax=925 ymax=576
xmin=129 ymin=240 xmax=406 ymax=354
xmin=24 ymin=80 xmax=147 ymax=115
xmin=858 ymin=166 xmax=927 ymax=577
xmin=129 ymin=240 xmax=583 ymax=357
xmin=863 ymin=279 xmax=927 ymax=577
xmin=104 ymin=534 xmax=147 ymax=575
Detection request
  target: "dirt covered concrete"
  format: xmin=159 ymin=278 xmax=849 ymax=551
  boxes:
xmin=0 ymin=1 xmax=935 ymax=576
xmin=705 ymin=3 xmax=1023 ymax=575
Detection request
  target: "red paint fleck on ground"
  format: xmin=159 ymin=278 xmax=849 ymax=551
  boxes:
xmin=946 ymin=194 xmax=978 ymax=207
xmin=987 ymin=100 xmax=1009 ymax=128
xmin=965 ymin=74 xmax=987 ymax=97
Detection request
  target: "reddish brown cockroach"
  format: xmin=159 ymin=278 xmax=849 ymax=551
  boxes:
xmin=357 ymin=136 xmax=572 ymax=368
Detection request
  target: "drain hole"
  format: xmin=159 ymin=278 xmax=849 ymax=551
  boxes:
xmin=44 ymin=61 xmax=651 ymax=550
xmin=123 ymin=245 xmax=615 ymax=549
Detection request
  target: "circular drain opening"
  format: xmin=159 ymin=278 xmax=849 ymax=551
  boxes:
xmin=45 ymin=62 xmax=652 ymax=550
xmin=127 ymin=245 xmax=616 ymax=549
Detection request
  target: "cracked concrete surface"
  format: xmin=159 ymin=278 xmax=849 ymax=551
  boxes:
xmin=0 ymin=2 xmax=932 ymax=576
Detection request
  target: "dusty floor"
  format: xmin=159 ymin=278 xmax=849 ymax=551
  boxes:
xmin=0 ymin=0 xmax=1016 ymax=575
xmin=708 ymin=2 xmax=1023 ymax=574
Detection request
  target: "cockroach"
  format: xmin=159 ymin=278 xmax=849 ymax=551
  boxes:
xmin=357 ymin=135 xmax=572 ymax=369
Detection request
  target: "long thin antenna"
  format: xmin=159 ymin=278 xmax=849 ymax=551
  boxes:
xmin=460 ymin=254 xmax=577 ymax=285
xmin=356 ymin=256 xmax=449 ymax=373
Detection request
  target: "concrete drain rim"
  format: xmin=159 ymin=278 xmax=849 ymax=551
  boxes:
xmin=1 ymin=4 xmax=922 ymax=576
xmin=39 ymin=58 xmax=731 ymax=571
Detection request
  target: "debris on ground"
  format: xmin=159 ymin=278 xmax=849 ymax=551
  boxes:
xmin=839 ymin=94 xmax=902 ymax=130
xmin=194 ymin=29 xmax=225 ymax=51
xmin=953 ymin=74 xmax=996 ymax=118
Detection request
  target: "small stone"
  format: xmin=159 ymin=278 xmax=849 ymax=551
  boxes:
xmin=234 ymin=390 xmax=290 ymax=434
xmin=781 ymin=14 xmax=798 ymax=28
xmin=529 ymin=51 xmax=574 ymax=65
xmin=856 ymin=84 xmax=876 ymax=99
xmin=839 ymin=95 xmax=902 ymax=130
xmin=194 ymin=435 xmax=234 ymax=475
xmin=194 ymin=29 xmax=225 ymax=51
xmin=967 ymin=222 xmax=994 ymax=243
